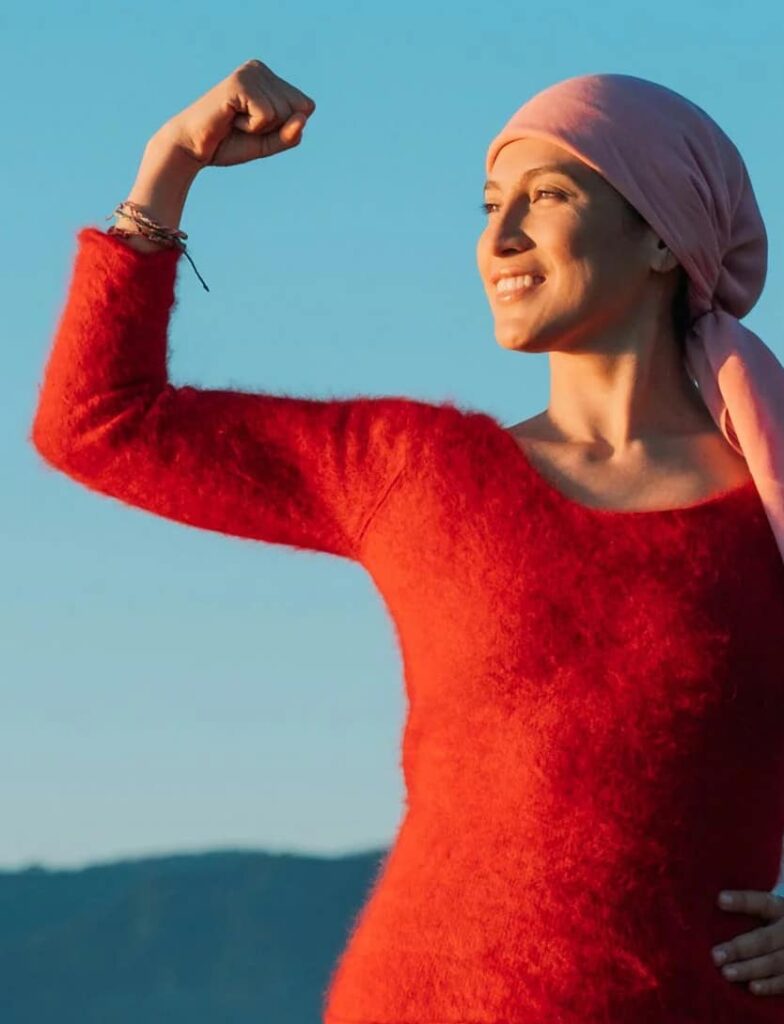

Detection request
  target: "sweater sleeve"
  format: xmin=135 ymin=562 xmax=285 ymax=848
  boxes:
xmin=29 ymin=227 xmax=446 ymax=562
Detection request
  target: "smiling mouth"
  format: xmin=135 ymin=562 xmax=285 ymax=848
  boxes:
xmin=494 ymin=275 xmax=546 ymax=302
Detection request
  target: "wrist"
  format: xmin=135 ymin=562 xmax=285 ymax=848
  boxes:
xmin=108 ymin=221 xmax=176 ymax=254
xmin=123 ymin=133 xmax=202 ymax=233
xmin=144 ymin=125 xmax=206 ymax=180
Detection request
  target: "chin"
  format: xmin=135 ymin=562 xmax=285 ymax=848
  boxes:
xmin=494 ymin=323 xmax=549 ymax=353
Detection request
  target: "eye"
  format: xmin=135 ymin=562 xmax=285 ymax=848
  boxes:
xmin=479 ymin=189 xmax=566 ymax=215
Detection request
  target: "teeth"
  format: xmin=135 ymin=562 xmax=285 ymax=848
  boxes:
xmin=496 ymin=274 xmax=542 ymax=293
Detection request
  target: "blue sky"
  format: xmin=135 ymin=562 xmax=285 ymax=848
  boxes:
xmin=4 ymin=0 xmax=783 ymax=870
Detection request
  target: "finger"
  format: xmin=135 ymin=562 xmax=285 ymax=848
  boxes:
xmin=713 ymin=921 xmax=784 ymax=967
xmin=254 ymin=118 xmax=306 ymax=157
xmin=232 ymin=63 xmax=291 ymax=132
xmin=749 ymin=974 xmax=784 ymax=996
xmin=256 ymin=62 xmax=316 ymax=116
xmin=276 ymin=79 xmax=316 ymax=117
xmin=278 ymin=113 xmax=307 ymax=144
xmin=717 ymin=890 xmax=784 ymax=921
xmin=251 ymin=78 xmax=294 ymax=129
xmin=716 ymin=949 xmax=784 ymax=985
xmin=231 ymin=85 xmax=278 ymax=134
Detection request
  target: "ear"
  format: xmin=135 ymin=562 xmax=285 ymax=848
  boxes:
xmin=652 ymin=236 xmax=679 ymax=274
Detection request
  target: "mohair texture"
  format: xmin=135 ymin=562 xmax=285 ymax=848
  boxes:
xmin=31 ymin=229 xmax=784 ymax=1022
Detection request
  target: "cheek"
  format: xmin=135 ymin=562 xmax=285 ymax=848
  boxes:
xmin=556 ymin=222 xmax=633 ymax=291
xmin=476 ymin=229 xmax=491 ymax=269
xmin=527 ymin=216 xmax=586 ymax=269
xmin=550 ymin=218 xmax=595 ymax=261
xmin=476 ymin=233 xmax=498 ymax=291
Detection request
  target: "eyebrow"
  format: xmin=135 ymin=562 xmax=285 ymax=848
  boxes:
xmin=483 ymin=164 xmax=581 ymax=192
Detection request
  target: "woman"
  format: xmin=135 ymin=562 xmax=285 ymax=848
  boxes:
xmin=30 ymin=60 xmax=784 ymax=1021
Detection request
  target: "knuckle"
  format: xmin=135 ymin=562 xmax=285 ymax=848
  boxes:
xmin=722 ymin=961 xmax=746 ymax=980
xmin=231 ymin=68 xmax=251 ymax=90
xmin=236 ymin=60 xmax=268 ymax=88
xmin=760 ymin=952 xmax=778 ymax=967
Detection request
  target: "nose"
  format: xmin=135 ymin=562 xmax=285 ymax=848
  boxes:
xmin=488 ymin=218 xmax=535 ymax=257
xmin=476 ymin=213 xmax=535 ymax=280
xmin=495 ymin=226 xmax=536 ymax=256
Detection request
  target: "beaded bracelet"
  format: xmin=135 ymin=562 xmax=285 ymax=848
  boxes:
xmin=105 ymin=200 xmax=209 ymax=292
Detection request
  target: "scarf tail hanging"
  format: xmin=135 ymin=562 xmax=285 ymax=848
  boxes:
xmin=686 ymin=313 xmax=784 ymax=562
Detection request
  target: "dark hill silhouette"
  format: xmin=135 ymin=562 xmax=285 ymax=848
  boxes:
xmin=0 ymin=847 xmax=390 ymax=1024
xmin=4 ymin=847 xmax=782 ymax=1022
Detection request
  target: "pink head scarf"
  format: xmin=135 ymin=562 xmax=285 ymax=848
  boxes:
xmin=485 ymin=73 xmax=784 ymax=562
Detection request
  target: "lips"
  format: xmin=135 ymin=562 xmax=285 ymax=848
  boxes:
xmin=494 ymin=274 xmax=546 ymax=302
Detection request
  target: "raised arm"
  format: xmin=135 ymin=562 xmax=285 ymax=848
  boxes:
xmin=30 ymin=61 xmax=447 ymax=563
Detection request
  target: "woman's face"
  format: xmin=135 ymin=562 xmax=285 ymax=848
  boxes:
xmin=476 ymin=137 xmax=659 ymax=355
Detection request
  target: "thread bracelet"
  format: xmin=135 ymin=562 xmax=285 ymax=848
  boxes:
xmin=105 ymin=200 xmax=209 ymax=292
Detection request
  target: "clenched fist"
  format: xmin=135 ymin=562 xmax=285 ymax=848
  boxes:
xmin=155 ymin=59 xmax=317 ymax=169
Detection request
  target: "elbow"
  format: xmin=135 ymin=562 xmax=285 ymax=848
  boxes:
xmin=29 ymin=400 xmax=109 ymax=477
xmin=29 ymin=388 xmax=159 ymax=479
xmin=29 ymin=406 xmax=72 ymax=470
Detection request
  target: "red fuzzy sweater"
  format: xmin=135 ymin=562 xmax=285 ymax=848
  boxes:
xmin=31 ymin=228 xmax=784 ymax=1022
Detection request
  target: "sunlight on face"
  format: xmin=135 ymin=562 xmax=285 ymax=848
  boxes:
xmin=476 ymin=138 xmax=653 ymax=355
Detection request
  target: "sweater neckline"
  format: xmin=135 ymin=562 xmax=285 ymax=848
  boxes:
xmin=477 ymin=411 xmax=758 ymax=517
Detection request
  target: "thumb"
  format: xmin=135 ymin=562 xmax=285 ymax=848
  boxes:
xmin=255 ymin=113 xmax=306 ymax=156
xmin=231 ymin=108 xmax=306 ymax=137
xmin=209 ymin=112 xmax=307 ymax=166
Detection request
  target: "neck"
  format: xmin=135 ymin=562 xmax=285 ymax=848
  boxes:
xmin=542 ymin=324 xmax=714 ymax=458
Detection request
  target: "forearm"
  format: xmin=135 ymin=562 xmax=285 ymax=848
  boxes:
xmin=110 ymin=130 xmax=203 ymax=252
